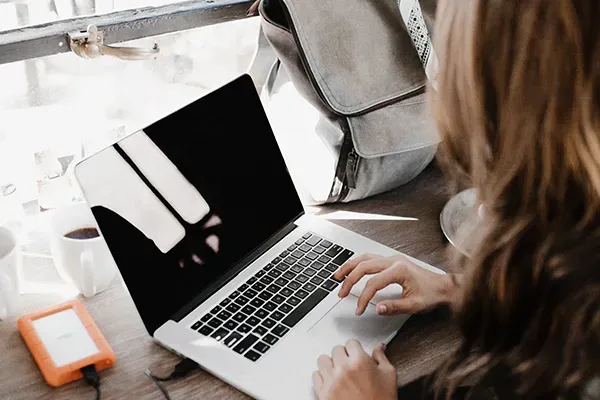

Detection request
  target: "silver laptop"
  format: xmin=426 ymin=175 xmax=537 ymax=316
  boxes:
xmin=74 ymin=75 xmax=443 ymax=400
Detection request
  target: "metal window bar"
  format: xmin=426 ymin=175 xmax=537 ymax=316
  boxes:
xmin=0 ymin=0 xmax=254 ymax=65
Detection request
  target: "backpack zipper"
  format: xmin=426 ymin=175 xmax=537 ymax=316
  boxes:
xmin=345 ymin=147 xmax=359 ymax=189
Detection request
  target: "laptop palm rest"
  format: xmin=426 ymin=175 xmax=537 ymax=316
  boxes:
xmin=307 ymin=295 xmax=409 ymax=353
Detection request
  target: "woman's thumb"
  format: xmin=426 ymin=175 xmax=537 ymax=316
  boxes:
xmin=372 ymin=345 xmax=392 ymax=367
xmin=376 ymin=299 xmax=417 ymax=315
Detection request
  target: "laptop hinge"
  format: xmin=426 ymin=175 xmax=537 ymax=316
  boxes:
xmin=169 ymin=213 xmax=303 ymax=325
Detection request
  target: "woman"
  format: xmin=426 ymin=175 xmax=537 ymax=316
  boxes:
xmin=312 ymin=0 xmax=600 ymax=399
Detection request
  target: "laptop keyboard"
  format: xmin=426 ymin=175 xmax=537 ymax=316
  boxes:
xmin=189 ymin=232 xmax=354 ymax=362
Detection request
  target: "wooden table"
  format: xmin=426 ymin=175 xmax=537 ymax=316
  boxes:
xmin=0 ymin=164 xmax=461 ymax=400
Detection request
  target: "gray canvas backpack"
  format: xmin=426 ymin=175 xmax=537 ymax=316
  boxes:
xmin=255 ymin=0 xmax=440 ymax=204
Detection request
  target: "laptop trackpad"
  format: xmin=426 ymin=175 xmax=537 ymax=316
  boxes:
xmin=307 ymin=295 xmax=409 ymax=353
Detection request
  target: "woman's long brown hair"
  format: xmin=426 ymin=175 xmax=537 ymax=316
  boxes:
xmin=431 ymin=0 xmax=600 ymax=398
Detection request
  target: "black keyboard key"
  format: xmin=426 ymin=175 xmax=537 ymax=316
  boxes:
xmin=274 ymin=278 xmax=289 ymax=287
xmin=325 ymin=264 xmax=339 ymax=273
xmin=264 ymin=263 xmax=274 ymax=271
xmin=268 ymin=269 xmax=282 ymax=278
xmin=272 ymin=324 xmax=290 ymax=337
xmin=287 ymin=244 xmax=298 ymax=252
xmin=312 ymin=261 xmax=325 ymax=270
xmin=224 ymin=320 xmax=239 ymax=330
xmin=239 ymin=284 xmax=249 ymax=292
xmin=242 ymin=305 xmax=257 ymax=315
xmin=199 ymin=326 xmax=214 ymax=336
xmin=322 ymin=280 xmax=338 ymax=291
xmin=313 ymin=246 xmax=326 ymax=254
xmin=211 ymin=327 xmax=230 ymax=341
xmin=303 ymin=268 xmax=317 ymax=277
xmin=318 ymin=270 xmax=332 ymax=279
xmin=217 ymin=310 xmax=232 ymax=320
xmin=256 ymin=270 xmax=266 ymax=278
xmin=291 ymin=250 xmax=304 ymax=259
xmin=305 ymin=252 xmax=318 ymax=261
xmin=224 ymin=331 xmax=243 ymax=348
xmin=283 ymin=271 xmax=296 ymax=280
xmin=306 ymin=235 xmax=322 ymax=247
xmin=279 ymin=304 xmax=293 ymax=314
xmin=318 ymin=255 xmax=332 ymax=264
xmin=276 ymin=263 xmax=290 ymax=272
xmin=282 ymin=288 xmax=329 ymax=327
xmin=296 ymin=289 xmax=309 ymax=299
xmin=247 ymin=277 xmax=257 ymax=285
xmin=260 ymin=276 xmax=274 ymax=285
xmin=290 ymin=265 xmax=303 ymax=274
xmin=226 ymin=303 xmax=241 ymax=313
xmin=272 ymin=257 xmax=282 ymax=264
xmin=272 ymin=294 xmax=285 ymax=304
xmin=299 ymin=244 xmax=312 ymax=253
xmin=230 ymin=290 xmax=241 ymax=299
xmin=288 ymin=281 xmax=301 ymax=290
xmin=220 ymin=298 xmax=231 ymax=307
xmin=233 ymin=334 xmax=259 ymax=354
xmin=258 ymin=291 xmax=273 ymax=301
xmin=254 ymin=342 xmax=271 ymax=353
xmin=233 ymin=313 xmax=247 ymax=323
xmin=302 ymin=232 xmax=312 ymax=239
xmin=238 ymin=324 xmax=252 ymax=334
xmin=255 ymin=309 xmax=269 ymax=319
xmin=310 ymin=276 xmax=325 ymax=285
xmin=264 ymin=334 xmax=279 ymax=345
xmin=296 ymin=274 xmax=309 ymax=283
xmin=250 ymin=298 xmax=265 ymax=308
xmin=210 ymin=305 xmax=222 ymax=314
xmin=332 ymin=249 xmax=354 ymax=266
xmin=208 ymin=318 xmax=223 ymax=328
xmin=287 ymin=296 xmax=301 ymax=306
xmin=283 ymin=257 xmax=296 ymax=266
xmin=235 ymin=296 xmax=250 ymax=306
xmin=264 ymin=301 xmax=277 ymax=311
xmin=320 ymin=240 xmax=333 ymax=248
xmin=271 ymin=311 xmax=285 ymax=321
xmin=262 ymin=318 xmax=276 ymax=329
xmin=246 ymin=316 xmax=261 ymax=327
xmin=253 ymin=326 xmax=268 ymax=336
xmin=303 ymin=283 xmax=317 ymax=292
xmin=252 ymin=282 xmax=266 ymax=292
xmin=191 ymin=321 xmax=202 ymax=330
xmin=201 ymin=314 xmax=212 ymax=323
xmin=244 ymin=288 xmax=259 ymax=298
xmin=325 ymin=245 xmax=343 ymax=258
xmin=267 ymin=284 xmax=281 ymax=294
xmin=298 ymin=258 xmax=311 ymax=267
xmin=244 ymin=350 xmax=261 ymax=362
xmin=279 ymin=250 xmax=290 ymax=258
xmin=280 ymin=288 xmax=294 ymax=297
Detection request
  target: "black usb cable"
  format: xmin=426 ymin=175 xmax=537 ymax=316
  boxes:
xmin=81 ymin=365 xmax=102 ymax=400
xmin=145 ymin=358 xmax=200 ymax=400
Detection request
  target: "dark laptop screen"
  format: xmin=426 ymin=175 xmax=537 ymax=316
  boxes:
xmin=78 ymin=75 xmax=304 ymax=335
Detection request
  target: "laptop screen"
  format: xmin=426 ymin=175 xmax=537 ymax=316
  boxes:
xmin=75 ymin=75 xmax=304 ymax=335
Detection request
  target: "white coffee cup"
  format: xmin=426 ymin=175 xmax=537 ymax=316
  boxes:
xmin=0 ymin=225 xmax=21 ymax=319
xmin=50 ymin=202 xmax=117 ymax=298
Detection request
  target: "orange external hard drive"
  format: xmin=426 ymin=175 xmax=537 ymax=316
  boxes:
xmin=17 ymin=299 xmax=115 ymax=387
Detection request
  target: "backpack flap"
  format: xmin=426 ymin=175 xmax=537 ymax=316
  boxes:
xmin=278 ymin=0 xmax=441 ymax=159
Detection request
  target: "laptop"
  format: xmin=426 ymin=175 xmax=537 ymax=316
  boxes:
xmin=74 ymin=75 xmax=444 ymax=400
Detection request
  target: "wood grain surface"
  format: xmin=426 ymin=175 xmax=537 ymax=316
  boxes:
xmin=0 ymin=164 xmax=461 ymax=400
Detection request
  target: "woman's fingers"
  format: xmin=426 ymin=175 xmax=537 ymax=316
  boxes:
xmin=333 ymin=254 xmax=378 ymax=281
xmin=355 ymin=267 xmax=401 ymax=315
xmin=338 ymin=258 xmax=390 ymax=298
xmin=317 ymin=355 xmax=334 ymax=378
xmin=311 ymin=371 xmax=324 ymax=395
xmin=375 ymin=298 xmax=420 ymax=315
xmin=331 ymin=345 xmax=348 ymax=366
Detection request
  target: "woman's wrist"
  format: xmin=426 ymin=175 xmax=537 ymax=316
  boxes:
xmin=440 ymin=273 xmax=462 ymax=307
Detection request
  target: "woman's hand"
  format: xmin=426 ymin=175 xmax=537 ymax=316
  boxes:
xmin=312 ymin=340 xmax=397 ymax=400
xmin=334 ymin=254 xmax=458 ymax=316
